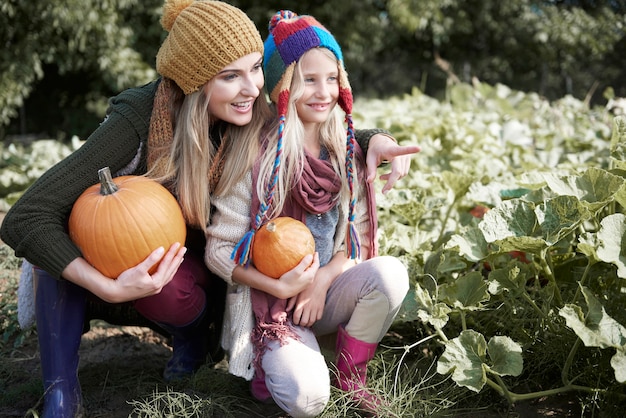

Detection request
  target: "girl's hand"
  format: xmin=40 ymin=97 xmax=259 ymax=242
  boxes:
xmin=287 ymin=269 xmax=330 ymax=327
xmin=365 ymin=134 xmax=420 ymax=194
xmin=275 ymin=252 xmax=320 ymax=300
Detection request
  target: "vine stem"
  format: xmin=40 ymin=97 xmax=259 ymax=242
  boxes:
xmin=562 ymin=338 xmax=581 ymax=385
xmin=539 ymin=249 xmax=564 ymax=306
xmin=485 ymin=377 xmax=604 ymax=404
xmin=571 ymin=260 xmax=594 ymax=304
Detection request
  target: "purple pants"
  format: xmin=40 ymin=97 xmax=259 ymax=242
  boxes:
xmin=132 ymin=251 xmax=210 ymax=326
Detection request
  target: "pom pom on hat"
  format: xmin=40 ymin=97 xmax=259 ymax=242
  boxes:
xmin=157 ymin=0 xmax=264 ymax=95
xmin=161 ymin=0 xmax=193 ymax=31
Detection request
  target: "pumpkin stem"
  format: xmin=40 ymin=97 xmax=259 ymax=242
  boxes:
xmin=98 ymin=167 xmax=119 ymax=195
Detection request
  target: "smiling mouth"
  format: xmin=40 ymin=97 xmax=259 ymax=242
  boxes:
xmin=232 ymin=101 xmax=252 ymax=111
xmin=309 ymin=103 xmax=330 ymax=111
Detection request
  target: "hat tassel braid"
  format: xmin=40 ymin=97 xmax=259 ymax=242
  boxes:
xmin=345 ymin=113 xmax=361 ymax=259
xmin=231 ymin=116 xmax=285 ymax=266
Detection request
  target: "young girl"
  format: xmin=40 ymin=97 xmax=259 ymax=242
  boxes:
xmin=205 ymin=10 xmax=410 ymax=417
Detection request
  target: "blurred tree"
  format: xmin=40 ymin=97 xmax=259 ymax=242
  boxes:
xmin=1 ymin=0 xmax=160 ymax=140
xmin=386 ymin=0 xmax=626 ymax=101
xmin=1 ymin=0 xmax=624 ymax=141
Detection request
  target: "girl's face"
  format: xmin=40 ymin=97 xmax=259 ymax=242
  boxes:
xmin=295 ymin=48 xmax=339 ymax=129
xmin=208 ymin=52 xmax=264 ymax=126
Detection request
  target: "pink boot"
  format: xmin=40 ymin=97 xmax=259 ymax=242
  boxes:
xmin=333 ymin=325 xmax=383 ymax=416
xmin=250 ymin=367 xmax=272 ymax=403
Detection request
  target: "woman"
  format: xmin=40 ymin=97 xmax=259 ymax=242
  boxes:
xmin=205 ymin=10 xmax=411 ymax=417
xmin=0 ymin=1 xmax=416 ymax=417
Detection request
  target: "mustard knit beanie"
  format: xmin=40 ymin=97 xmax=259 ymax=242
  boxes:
xmin=156 ymin=0 xmax=264 ymax=95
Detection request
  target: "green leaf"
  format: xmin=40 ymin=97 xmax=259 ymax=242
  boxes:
xmin=437 ymin=329 xmax=488 ymax=392
xmin=487 ymin=262 xmax=533 ymax=297
xmin=535 ymin=195 xmax=590 ymax=244
xmin=595 ymin=213 xmax=626 ymax=278
xmin=487 ymin=336 xmax=523 ymax=377
xmin=559 ymin=286 xmax=626 ymax=349
xmin=403 ymin=281 xmax=452 ymax=328
xmin=541 ymin=167 xmax=623 ymax=211
xmin=611 ymin=348 xmax=626 ymax=383
xmin=577 ymin=231 xmax=599 ymax=262
xmin=479 ymin=199 xmax=537 ymax=243
xmin=442 ymin=170 xmax=474 ymax=201
xmin=447 ymin=226 xmax=489 ymax=262
xmin=493 ymin=235 xmax=547 ymax=254
xmin=440 ymin=271 xmax=490 ymax=309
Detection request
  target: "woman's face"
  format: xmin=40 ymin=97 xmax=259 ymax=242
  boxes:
xmin=208 ymin=52 xmax=264 ymax=126
xmin=295 ymin=48 xmax=339 ymax=129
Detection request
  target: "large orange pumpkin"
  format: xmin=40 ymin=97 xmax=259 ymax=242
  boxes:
xmin=68 ymin=167 xmax=187 ymax=278
xmin=252 ymin=217 xmax=315 ymax=279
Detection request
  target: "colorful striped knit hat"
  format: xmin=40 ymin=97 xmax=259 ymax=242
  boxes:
xmin=231 ymin=10 xmax=361 ymax=267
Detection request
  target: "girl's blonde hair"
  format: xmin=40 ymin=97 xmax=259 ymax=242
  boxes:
xmin=256 ymin=48 xmax=353 ymax=220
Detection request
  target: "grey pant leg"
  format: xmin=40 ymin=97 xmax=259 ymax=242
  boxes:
xmin=312 ymin=256 xmax=409 ymax=343
xmin=262 ymin=326 xmax=330 ymax=418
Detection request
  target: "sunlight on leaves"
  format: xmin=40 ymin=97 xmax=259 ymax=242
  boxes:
xmin=595 ymin=213 xmax=626 ymax=278
xmin=611 ymin=348 xmax=626 ymax=383
xmin=437 ymin=330 xmax=488 ymax=392
xmin=479 ymin=199 xmax=537 ymax=242
xmin=559 ymin=286 xmax=626 ymax=349
xmin=535 ymin=195 xmax=590 ymax=244
xmin=447 ymin=226 xmax=489 ymax=262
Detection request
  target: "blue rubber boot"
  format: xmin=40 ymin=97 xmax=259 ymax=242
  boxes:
xmin=158 ymin=308 xmax=212 ymax=382
xmin=34 ymin=269 xmax=86 ymax=418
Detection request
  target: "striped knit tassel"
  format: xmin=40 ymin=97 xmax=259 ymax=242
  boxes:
xmin=231 ymin=229 xmax=255 ymax=266
xmin=232 ymin=115 xmax=285 ymax=266
xmin=344 ymin=114 xmax=361 ymax=259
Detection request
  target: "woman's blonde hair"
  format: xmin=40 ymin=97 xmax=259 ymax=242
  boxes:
xmin=155 ymin=80 xmax=271 ymax=231
xmin=256 ymin=48 xmax=353 ymax=220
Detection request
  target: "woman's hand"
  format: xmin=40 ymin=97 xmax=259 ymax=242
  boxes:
xmin=62 ymin=242 xmax=187 ymax=303
xmin=365 ymin=134 xmax=421 ymax=194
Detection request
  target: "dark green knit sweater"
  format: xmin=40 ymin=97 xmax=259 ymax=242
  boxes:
xmin=0 ymin=79 xmax=389 ymax=278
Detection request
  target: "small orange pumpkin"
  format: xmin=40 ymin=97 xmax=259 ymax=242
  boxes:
xmin=68 ymin=167 xmax=187 ymax=278
xmin=252 ymin=217 xmax=315 ymax=279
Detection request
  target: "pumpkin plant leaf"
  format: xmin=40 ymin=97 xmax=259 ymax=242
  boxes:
xmin=447 ymin=226 xmax=489 ymax=262
xmin=437 ymin=329 xmax=488 ymax=392
xmin=439 ymin=271 xmax=490 ymax=309
xmin=611 ymin=348 xmax=626 ymax=383
xmin=493 ymin=235 xmax=547 ymax=254
xmin=595 ymin=213 xmax=626 ymax=278
xmin=535 ymin=195 xmax=590 ymax=244
xmin=479 ymin=199 xmax=537 ymax=243
xmin=541 ymin=167 xmax=623 ymax=209
xmin=577 ymin=231 xmax=600 ymax=262
xmin=559 ymin=286 xmax=626 ymax=349
xmin=487 ymin=335 xmax=523 ymax=377
xmin=404 ymin=281 xmax=451 ymax=328
xmin=488 ymin=262 xmax=532 ymax=297
xmin=442 ymin=170 xmax=474 ymax=201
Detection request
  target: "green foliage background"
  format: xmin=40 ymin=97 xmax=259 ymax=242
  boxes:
xmin=1 ymin=0 xmax=625 ymax=141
